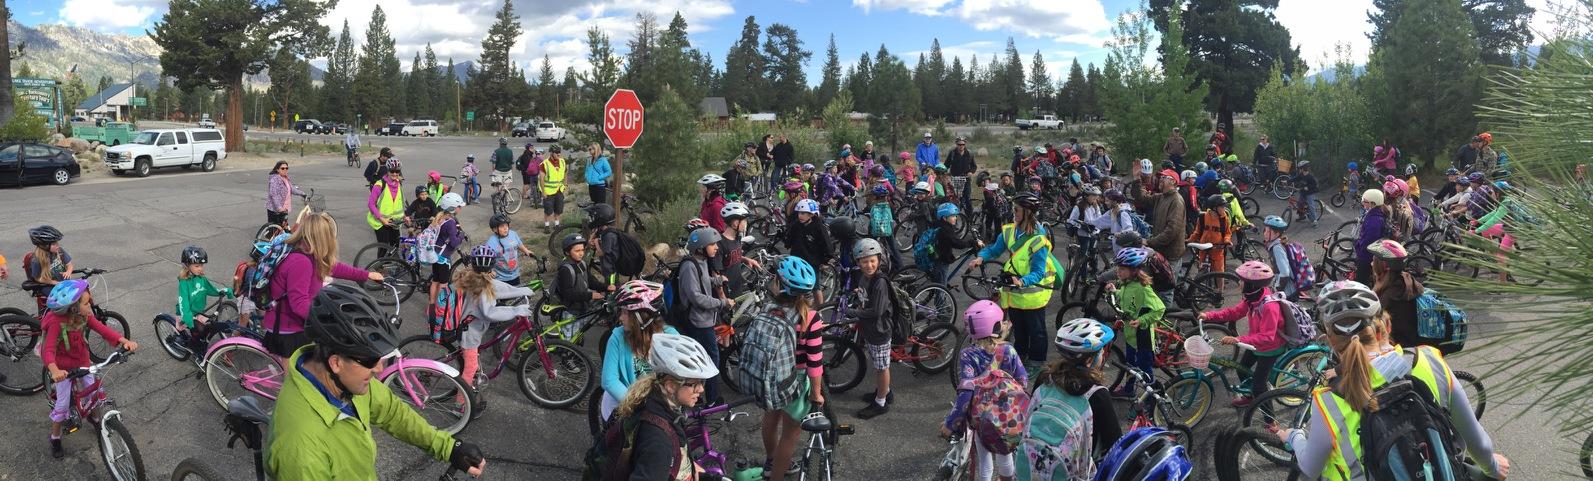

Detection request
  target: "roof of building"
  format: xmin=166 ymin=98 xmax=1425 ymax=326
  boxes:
xmin=699 ymin=97 xmax=729 ymax=118
xmin=77 ymin=83 xmax=134 ymax=111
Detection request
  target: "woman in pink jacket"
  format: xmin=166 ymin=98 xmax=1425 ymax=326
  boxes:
xmin=1197 ymin=260 xmax=1285 ymax=408
xmin=260 ymin=210 xmax=384 ymax=357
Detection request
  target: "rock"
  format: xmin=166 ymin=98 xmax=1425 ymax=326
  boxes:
xmin=976 ymin=147 xmax=989 ymax=157
xmin=49 ymin=133 xmax=64 ymax=143
xmin=57 ymin=137 xmax=91 ymax=154
xmin=94 ymin=144 xmax=107 ymax=156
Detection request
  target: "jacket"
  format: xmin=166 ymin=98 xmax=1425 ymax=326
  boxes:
xmin=1146 ymin=190 xmax=1187 ymax=260
xmin=262 ymin=252 xmax=371 ymax=334
xmin=677 ymin=256 xmax=724 ymax=328
xmin=1354 ymin=208 xmax=1387 ymax=264
xmin=460 ymin=280 xmax=534 ymax=326
xmin=1253 ymin=143 xmax=1277 ymax=166
xmin=1188 ymin=209 xmax=1234 ymax=246
xmin=783 ymin=218 xmax=834 ymax=269
xmin=1116 ymin=281 xmax=1165 ymax=349
xmin=40 ymin=311 xmax=123 ymax=371
xmin=945 ymin=147 xmax=975 ymax=176
xmin=916 ymin=142 xmax=941 ymax=168
xmin=601 ymin=325 xmax=681 ymax=404
xmin=176 ymin=274 xmax=227 ymax=329
xmin=933 ymin=219 xmax=980 ymax=263
xmin=771 ymin=141 xmax=795 ymax=167
xmin=1200 ymin=288 xmax=1287 ymax=354
xmin=267 ymin=175 xmax=306 ymax=213
xmin=945 ymin=344 xmax=1027 ymax=431
xmin=699 ymin=193 xmax=728 ymax=232
xmin=516 ymin=150 xmax=535 ymax=173
xmin=554 ymin=260 xmax=603 ymax=311
xmin=845 ymin=271 xmax=894 ymax=345
xmin=722 ymin=167 xmax=746 ymax=197
xmin=405 ymin=197 xmax=437 ymax=226
xmin=626 ymin=396 xmax=691 ymax=481
xmin=586 ymin=155 xmax=612 ymax=186
xmin=1163 ymin=135 xmax=1188 ymax=156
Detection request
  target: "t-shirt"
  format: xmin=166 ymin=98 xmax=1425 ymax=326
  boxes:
xmin=24 ymin=249 xmax=72 ymax=288
xmin=487 ymin=232 xmax=523 ymax=281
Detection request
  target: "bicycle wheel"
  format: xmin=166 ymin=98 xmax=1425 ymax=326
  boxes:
xmin=517 ymin=337 xmax=596 ymax=409
xmin=0 ymin=314 xmax=45 ymax=395
xmin=912 ymin=284 xmax=958 ymax=333
xmin=1270 ymin=176 xmax=1296 ymax=200
xmin=910 ymin=322 xmax=963 ymax=374
xmin=504 ymin=187 xmax=523 ymax=214
xmin=255 ymin=223 xmax=285 ymax=243
xmin=546 ymin=224 xmax=584 ymax=258
xmin=821 ymin=334 xmax=866 ymax=393
xmin=204 ymin=343 xmax=281 ymax=412
xmin=1582 ymin=430 xmax=1593 ymax=479
xmin=1183 ymin=271 xmax=1243 ymax=313
xmin=152 ymin=315 xmax=190 ymax=361
xmin=351 ymin=242 xmax=388 ymax=269
xmin=1213 ymin=424 xmax=1301 ymax=481
xmin=98 ymin=415 xmax=147 ymax=481
xmin=1268 ymin=348 xmax=1329 ymax=395
xmin=383 ymin=363 xmax=472 ymax=434
xmin=1157 ymin=375 xmax=1214 ymax=428
xmin=1330 ymin=192 xmax=1346 ymax=208
xmin=1239 ymin=196 xmax=1260 ymax=218
xmin=397 ymin=335 xmax=462 ymax=370
xmin=1453 ymin=369 xmax=1486 ymax=420
xmin=87 ymin=310 xmax=129 ymax=363
xmin=893 ymin=218 xmax=923 ymax=253
xmin=960 ymin=261 xmax=1005 ymax=301
xmin=170 ymin=458 xmax=227 ymax=481
xmin=362 ymin=257 xmax=420 ymax=306
xmin=214 ymin=301 xmax=240 ymax=326
xmin=1239 ymin=388 xmax=1313 ymax=466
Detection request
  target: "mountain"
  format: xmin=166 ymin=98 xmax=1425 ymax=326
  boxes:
xmin=6 ymin=20 xmax=323 ymax=91
xmin=430 ymin=60 xmax=475 ymax=83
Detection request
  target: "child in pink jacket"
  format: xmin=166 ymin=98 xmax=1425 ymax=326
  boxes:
xmin=1197 ymin=261 xmax=1285 ymax=408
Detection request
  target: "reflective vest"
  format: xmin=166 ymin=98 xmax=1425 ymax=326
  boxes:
xmin=998 ymin=224 xmax=1059 ymax=310
xmin=1311 ymin=345 xmax=1454 ymax=481
xmin=366 ymin=180 xmax=405 ymax=230
xmin=426 ymin=182 xmax=447 ymax=201
xmin=541 ymin=158 xmax=566 ymax=196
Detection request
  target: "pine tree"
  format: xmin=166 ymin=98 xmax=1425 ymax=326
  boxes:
xmin=867 ymin=46 xmax=923 ymax=151
xmin=922 ymin=39 xmax=947 ymax=119
xmin=266 ymin=50 xmax=310 ymax=123
xmin=1365 ymin=0 xmax=1482 ymax=166
xmin=1003 ymin=38 xmax=1026 ymax=117
xmin=470 ymin=0 xmax=525 ymax=130
xmin=812 ymin=34 xmax=842 ymax=112
xmin=721 ymin=16 xmax=767 ymax=112
xmin=847 ymin=53 xmax=873 ymax=112
xmin=761 ymin=23 xmax=810 ymax=115
xmin=322 ymin=21 xmax=356 ymax=124
xmin=944 ymin=56 xmax=969 ymax=122
xmin=630 ymin=85 xmax=707 ymax=205
xmin=1150 ymin=0 xmax=1300 ymax=139
xmin=534 ymin=55 xmax=557 ymax=118
xmin=1369 ymin=0 xmax=1535 ymax=65
xmin=1057 ymin=59 xmax=1086 ymax=120
xmin=422 ymin=44 xmax=441 ymax=119
xmin=623 ymin=13 xmax=661 ymax=101
xmin=583 ymin=27 xmax=621 ymax=98
xmin=658 ymin=12 xmax=706 ymax=104
xmin=353 ymin=6 xmax=398 ymax=123
xmin=406 ymin=51 xmax=428 ymax=118
xmin=1084 ymin=63 xmax=1104 ymax=120
xmin=14 ymin=62 xmax=31 ymax=78
xmin=1027 ymin=52 xmax=1054 ymax=115
xmin=1103 ymin=3 xmax=1208 ymax=161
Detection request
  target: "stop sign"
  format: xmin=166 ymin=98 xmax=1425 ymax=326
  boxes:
xmin=603 ymin=89 xmax=644 ymax=149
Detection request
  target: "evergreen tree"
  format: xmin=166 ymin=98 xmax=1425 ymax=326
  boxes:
xmin=266 ymin=50 xmax=311 ymax=123
xmin=847 ymin=53 xmax=873 ymax=112
xmin=761 ymin=23 xmax=810 ymax=114
xmin=422 ymin=44 xmax=441 ymax=119
xmin=1084 ymin=63 xmax=1104 ymax=120
xmin=721 ymin=16 xmax=767 ymax=112
xmin=469 ymin=0 xmax=526 ymax=130
xmin=922 ymin=39 xmax=947 ymax=119
xmin=561 ymin=66 xmax=580 ymax=112
xmin=867 ymin=46 xmax=923 ymax=151
xmin=406 ymin=51 xmax=428 ymax=118
xmin=1369 ymin=0 xmax=1534 ymax=65
xmin=1002 ymin=38 xmax=1025 ymax=117
xmin=630 ymin=85 xmax=707 ymax=205
xmin=1150 ymin=0 xmax=1300 ymax=141
xmin=1057 ymin=59 xmax=1087 ymax=120
xmin=534 ymin=55 xmax=557 ymax=118
xmin=97 ymin=76 xmax=112 ymax=93
xmin=944 ymin=56 xmax=969 ymax=122
xmin=353 ymin=5 xmax=399 ymax=123
xmin=14 ymin=62 xmax=31 ymax=78
xmin=62 ymin=76 xmax=89 ymax=119
xmin=583 ymin=27 xmax=621 ymax=98
xmin=1103 ymin=2 xmax=1208 ymax=161
xmin=322 ymin=21 xmax=356 ymax=124
xmin=658 ymin=12 xmax=706 ymax=104
xmin=623 ymin=13 xmax=661 ymax=101
xmin=812 ymin=34 xmax=842 ymax=112
xmin=1365 ymin=0 xmax=1482 ymax=167
xmin=1027 ymin=51 xmax=1054 ymax=115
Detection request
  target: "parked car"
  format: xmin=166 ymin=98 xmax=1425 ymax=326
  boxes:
xmin=1015 ymin=114 xmax=1063 ymax=130
xmin=198 ymin=114 xmax=215 ymax=128
xmin=377 ymin=123 xmax=405 ymax=136
xmin=401 ymin=119 xmax=438 ymax=137
xmin=328 ymin=123 xmax=350 ymax=134
xmin=0 ymin=142 xmax=81 ymax=186
xmin=72 ymin=121 xmax=138 ymax=146
xmin=534 ymin=121 xmax=565 ymax=142
xmin=104 ymin=128 xmax=228 ymax=177
xmin=294 ymin=119 xmax=326 ymax=134
xmin=510 ymin=122 xmax=532 ymax=137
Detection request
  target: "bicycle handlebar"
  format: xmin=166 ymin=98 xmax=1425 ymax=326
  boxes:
xmin=71 ymin=347 xmax=132 ymax=378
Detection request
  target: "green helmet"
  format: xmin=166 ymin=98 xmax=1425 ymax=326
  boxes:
xmin=1217 ymin=179 xmax=1234 ymax=193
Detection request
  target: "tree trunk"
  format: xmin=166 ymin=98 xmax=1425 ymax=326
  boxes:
xmin=226 ymin=79 xmax=245 ymax=152
xmin=0 ymin=0 xmax=16 ymax=127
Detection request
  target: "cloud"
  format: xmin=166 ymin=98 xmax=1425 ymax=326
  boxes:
xmin=852 ymin=0 xmax=957 ymax=16
xmin=58 ymin=0 xmax=161 ymax=30
xmin=1274 ymin=0 xmax=1374 ymax=70
xmin=955 ymin=0 xmax=1109 ymax=45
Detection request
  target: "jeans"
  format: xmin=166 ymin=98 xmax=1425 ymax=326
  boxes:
xmin=589 ymin=184 xmax=608 ymax=206
xmin=1299 ymin=193 xmax=1320 ymax=222
xmin=1008 ymin=308 xmax=1048 ymax=364
xmin=1125 ymin=328 xmax=1155 ymax=387
xmin=681 ymin=324 xmax=723 ymax=405
xmin=267 ymin=210 xmax=288 ymax=228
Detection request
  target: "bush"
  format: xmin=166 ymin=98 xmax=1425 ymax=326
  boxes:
xmin=639 ymin=194 xmax=699 ymax=247
xmin=970 ymin=125 xmax=995 ymax=143
xmin=0 ymin=98 xmax=50 ymax=142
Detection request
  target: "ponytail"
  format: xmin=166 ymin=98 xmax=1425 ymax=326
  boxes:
xmin=1326 ymin=314 xmax=1390 ymax=412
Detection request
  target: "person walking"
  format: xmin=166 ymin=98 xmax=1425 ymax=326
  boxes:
xmin=516 ymin=144 xmax=538 ymax=200
xmin=540 ymin=146 xmax=568 ymax=228
xmin=1163 ymin=128 xmax=1188 ymax=169
xmin=266 ymin=161 xmax=306 ymax=229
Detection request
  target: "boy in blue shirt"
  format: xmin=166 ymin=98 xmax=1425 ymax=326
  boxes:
xmin=486 ymin=213 xmax=535 ymax=286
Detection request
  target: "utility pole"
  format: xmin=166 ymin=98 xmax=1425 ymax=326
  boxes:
xmin=455 ymin=83 xmax=462 ymax=132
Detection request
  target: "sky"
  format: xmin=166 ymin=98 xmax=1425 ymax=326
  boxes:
xmin=18 ymin=0 xmax=1564 ymax=82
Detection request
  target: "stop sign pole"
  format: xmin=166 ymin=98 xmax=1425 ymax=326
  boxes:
xmin=603 ymin=89 xmax=644 ymax=218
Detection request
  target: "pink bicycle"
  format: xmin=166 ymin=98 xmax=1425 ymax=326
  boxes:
xmin=45 ymin=348 xmax=145 ymax=481
xmin=201 ymin=282 xmax=475 ymax=434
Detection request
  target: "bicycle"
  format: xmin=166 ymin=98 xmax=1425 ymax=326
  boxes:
xmin=816 ymin=283 xmax=964 ymax=393
xmin=201 ymin=282 xmax=475 ymax=433
xmin=45 ymin=347 xmax=146 ymax=481
xmin=450 ymin=173 xmax=482 ymax=205
xmin=354 ymin=224 xmax=471 ymax=306
xmin=1114 ymin=363 xmax=1196 ymax=449
xmin=793 ymin=408 xmax=853 ymax=481
xmin=1160 ymin=328 xmax=1335 ymax=429
xmin=1055 ymin=290 xmax=1237 ymax=393
xmin=1177 ymin=243 xmax=1245 ymax=313
xmin=347 ymin=150 xmax=360 ymax=167
xmin=151 ymin=288 xmax=247 ymax=365
xmin=488 ymin=177 xmax=523 ymax=216
xmin=19 ymin=267 xmax=132 ymax=363
xmin=1059 ymin=229 xmax=1111 ymax=303
xmin=255 ymin=189 xmax=317 ymax=242
xmin=934 ymin=425 xmax=976 ymax=481
xmin=0 ymin=312 xmax=47 ymax=394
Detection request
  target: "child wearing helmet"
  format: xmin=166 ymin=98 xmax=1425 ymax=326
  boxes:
xmin=1187 ymin=194 xmax=1235 ymax=277
xmin=554 ymin=233 xmax=608 ymax=315
xmin=715 ymin=202 xmax=763 ymax=297
xmin=599 ymin=280 xmax=679 ymax=425
xmin=1217 ymin=179 xmax=1253 ymax=231
xmin=942 ymin=300 xmax=1027 ymax=481
xmin=171 ymin=245 xmax=230 ymax=354
xmin=1015 ymin=318 xmax=1122 ymax=480
xmin=782 ymin=199 xmax=834 ymax=292
xmin=1066 ymin=186 xmax=1107 ymax=252
xmin=698 ymin=174 xmax=729 ymax=231
xmin=453 ymin=245 xmax=536 ymax=404
xmin=1198 ymin=260 xmax=1288 ymax=407
xmin=678 ymin=227 xmax=730 ymax=406
xmin=486 ymin=214 xmax=534 ymax=286
xmin=931 ymin=203 xmax=984 ymax=284
xmin=424 ymin=170 xmax=448 ymax=201
xmin=425 ymin=193 xmax=468 ymax=313
xmin=25 ymin=225 xmax=73 ymax=310
xmin=848 ymin=238 xmax=896 ymax=420
xmin=760 ymin=255 xmax=827 ymax=480
xmin=980 ymin=182 xmax=1010 ymax=243
xmin=1259 ymin=216 xmax=1303 ymax=301
xmin=459 ymin=154 xmax=481 ymax=205
xmin=405 ymin=185 xmax=438 ymax=234
xmin=1108 ymin=247 xmax=1166 ymax=397
xmin=1383 ymin=178 xmax=1417 ymax=242
xmin=41 ymin=280 xmax=138 ymax=458
xmin=600 ymin=334 xmax=722 ymax=480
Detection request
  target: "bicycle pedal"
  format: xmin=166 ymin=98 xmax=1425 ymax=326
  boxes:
xmin=835 ymin=424 xmax=855 ymax=435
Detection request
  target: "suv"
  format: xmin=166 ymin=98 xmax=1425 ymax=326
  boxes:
xmin=511 ymin=121 xmax=532 ymax=137
xmin=294 ymin=119 xmax=327 ymax=134
xmin=401 ymin=119 xmax=439 ymax=137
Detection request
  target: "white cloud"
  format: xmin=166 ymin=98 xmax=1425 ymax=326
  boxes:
xmin=852 ymin=0 xmax=957 ymax=16
xmin=955 ymin=0 xmax=1109 ymax=45
xmin=1274 ymin=0 xmax=1373 ymax=70
xmin=58 ymin=0 xmax=160 ymax=30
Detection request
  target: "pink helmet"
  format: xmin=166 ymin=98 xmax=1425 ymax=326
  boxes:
xmin=898 ymin=151 xmax=912 ymax=160
xmin=1382 ymin=178 xmax=1409 ymax=197
xmin=964 ymin=300 xmax=1005 ymax=339
xmin=616 ymin=280 xmax=663 ymax=312
xmin=428 ymin=170 xmax=442 ymax=182
xmin=1374 ymin=146 xmax=1385 ymax=156
xmin=1235 ymin=260 xmax=1275 ymax=281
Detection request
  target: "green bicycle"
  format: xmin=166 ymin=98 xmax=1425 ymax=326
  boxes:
xmin=1156 ymin=321 xmax=1333 ymax=429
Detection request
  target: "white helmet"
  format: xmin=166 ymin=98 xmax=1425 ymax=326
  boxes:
xmin=912 ymin=181 xmax=932 ymax=194
xmin=697 ymin=174 xmax=726 ymax=186
xmin=795 ymin=198 xmax=820 ymax=214
xmin=720 ymin=202 xmax=750 ymax=220
xmin=1180 ymin=170 xmax=1197 ymax=181
xmin=1055 ymin=318 xmax=1114 ymax=354
xmin=648 ymin=333 xmax=720 ymax=379
xmin=1316 ymin=280 xmax=1382 ymax=333
xmin=438 ymin=192 xmax=465 ymax=212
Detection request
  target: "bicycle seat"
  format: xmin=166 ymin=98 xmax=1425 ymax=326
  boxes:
xmin=800 ymin=414 xmax=833 ymax=433
xmin=1165 ymin=309 xmax=1195 ymax=319
xmin=1185 ymin=242 xmax=1214 ymax=251
xmin=227 ymin=396 xmax=271 ymax=425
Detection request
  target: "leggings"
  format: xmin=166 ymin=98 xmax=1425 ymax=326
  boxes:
xmin=1126 ymin=327 xmax=1155 ymax=384
xmin=1240 ymin=351 xmax=1278 ymax=398
xmin=374 ymin=225 xmax=400 ymax=258
xmin=50 ymin=376 xmax=94 ymax=422
xmin=974 ymin=437 xmax=1016 ymax=481
xmin=1007 ymin=307 xmax=1048 ymax=364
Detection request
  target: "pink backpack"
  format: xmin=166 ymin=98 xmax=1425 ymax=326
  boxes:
xmin=970 ymin=347 xmax=1030 ymax=455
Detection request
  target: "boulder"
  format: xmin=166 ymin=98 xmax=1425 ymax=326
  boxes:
xmin=57 ymin=137 xmax=91 ymax=154
xmin=48 ymin=133 xmax=65 ymax=144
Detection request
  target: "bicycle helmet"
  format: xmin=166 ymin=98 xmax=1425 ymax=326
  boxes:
xmin=776 ymin=256 xmax=817 ymax=294
xmin=1445 ymin=167 xmax=1460 ymax=175
xmin=498 ymin=137 xmax=508 ymax=146
xmin=1012 ymin=192 xmax=1043 ymax=211
xmin=697 ymin=174 xmax=726 ymax=189
xmin=1374 ymin=146 xmax=1385 ymax=156
xmin=829 ymin=217 xmax=857 ymax=240
xmin=911 ymin=181 xmax=932 ymax=194
xmin=1493 ymin=180 xmax=1511 ymax=191
xmin=964 ymin=300 xmax=1005 ymax=339
xmin=1467 ymin=172 xmax=1486 ymax=183
xmin=803 ymin=163 xmax=816 ymax=173
xmin=414 ymin=185 xmax=428 ymax=197
xmin=823 ymin=160 xmax=837 ymax=169
xmin=586 ymin=203 xmax=616 ymax=228
xmin=1404 ymin=164 xmax=1418 ymax=176
xmin=683 ymin=218 xmax=711 ymax=232
xmin=249 ymin=241 xmax=271 ymax=261
xmin=1180 ymin=170 xmax=1196 ymax=181
xmin=686 ymin=227 xmax=722 ymax=252
xmin=649 ymin=333 xmax=720 ymax=379
xmin=735 ymin=159 xmax=749 ymax=169
xmin=525 ymin=143 xmax=535 ymax=150
xmin=1457 ymin=176 xmax=1472 ymax=186
xmin=794 ymin=199 xmax=820 ymax=214
xmin=305 ymin=283 xmax=401 ymax=361
xmin=936 ymin=202 xmax=961 ymax=219
xmin=1217 ymin=179 xmax=1234 ymax=193
xmin=29 ymin=225 xmax=63 ymax=246
xmin=1082 ymin=185 xmax=1102 ymax=196
xmin=782 ymin=180 xmax=805 ymax=193
xmin=489 ymin=213 xmax=511 ymax=229
xmin=1035 ymin=146 xmax=1047 ymax=155
xmin=789 ymin=164 xmax=804 ymax=175
xmin=1096 ymin=427 xmax=1193 ymax=481
xmin=1055 ymin=317 xmax=1114 ymax=354
xmin=720 ymin=202 xmax=750 ymax=220
xmin=467 ymin=244 xmax=497 ymax=273
xmin=438 ymin=192 xmax=466 ymax=212
xmin=561 ymin=233 xmax=587 ymax=253
xmin=45 ymin=279 xmax=88 ymax=312
xmin=1479 ymin=132 xmax=1493 ymax=143
xmin=465 ymin=154 xmax=476 ymax=162
xmin=1317 ymin=280 xmax=1381 ymax=333
xmin=870 ymin=184 xmax=890 ymax=197
xmin=1262 ymin=215 xmax=1288 ymax=230
xmin=1115 ymin=230 xmax=1144 ymax=248
xmin=1235 ymin=260 xmax=1274 ymax=281
xmin=1115 ymin=247 xmax=1149 ymax=268
xmin=1139 ymin=158 xmax=1154 ymax=175
xmin=1297 ymin=160 xmax=1312 ymax=171
xmin=743 ymin=141 xmax=757 ymax=150
xmin=934 ymin=163 xmax=949 ymax=172
xmin=182 ymin=245 xmax=209 ymax=265
xmin=868 ymin=165 xmax=886 ymax=177
xmin=1348 ymin=162 xmax=1358 ymax=171
xmin=549 ymin=145 xmax=562 ymax=153
xmin=1360 ymin=189 xmax=1384 ymax=206
xmin=1194 ymin=162 xmax=1208 ymax=173
xmin=428 ymin=170 xmax=441 ymax=182
xmin=1383 ymin=178 xmax=1409 ymax=197
xmin=1105 ymin=189 xmax=1127 ymax=202
xmin=853 ymin=238 xmax=884 ymax=260
xmin=1367 ymin=239 xmax=1408 ymax=260
xmin=984 ymin=182 xmax=1000 ymax=192
xmin=616 ymin=280 xmax=664 ymax=312
xmin=1201 ymin=194 xmax=1227 ymax=210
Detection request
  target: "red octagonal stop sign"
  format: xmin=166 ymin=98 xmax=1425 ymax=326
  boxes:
xmin=603 ymin=89 xmax=645 ymax=149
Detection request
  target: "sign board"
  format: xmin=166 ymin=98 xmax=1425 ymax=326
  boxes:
xmin=130 ymin=97 xmax=147 ymax=107
xmin=603 ymin=89 xmax=644 ymax=149
xmin=465 ymin=111 xmax=475 ymax=122
xmin=13 ymin=77 xmax=60 ymax=128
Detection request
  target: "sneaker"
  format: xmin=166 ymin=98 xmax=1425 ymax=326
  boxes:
xmin=1110 ymin=385 xmax=1135 ymax=399
xmin=859 ymin=391 xmax=893 ymax=406
xmin=50 ymin=439 xmax=63 ymax=459
xmin=857 ymin=400 xmax=890 ymax=419
xmin=1230 ymin=396 xmax=1254 ymax=408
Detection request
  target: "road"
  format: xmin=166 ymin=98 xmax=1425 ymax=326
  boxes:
xmin=0 ymin=129 xmax=1575 ymax=480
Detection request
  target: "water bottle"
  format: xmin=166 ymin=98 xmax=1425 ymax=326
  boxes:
xmin=730 ymin=461 xmax=764 ymax=481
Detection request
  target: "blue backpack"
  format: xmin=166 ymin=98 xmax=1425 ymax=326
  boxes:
xmin=913 ymin=226 xmax=941 ymax=270
xmin=1415 ymin=288 xmax=1468 ymax=354
xmin=1125 ymin=211 xmax=1153 ymax=239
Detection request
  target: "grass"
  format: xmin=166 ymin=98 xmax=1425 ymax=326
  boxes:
xmin=244 ymin=139 xmax=346 ymax=155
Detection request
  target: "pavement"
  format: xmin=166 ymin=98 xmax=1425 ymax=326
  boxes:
xmin=0 ymin=129 xmax=1576 ymax=480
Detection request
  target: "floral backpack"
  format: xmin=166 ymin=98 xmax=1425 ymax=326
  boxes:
xmin=969 ymin=347 xmax=1030 ymax=455
xmin=1018 ymin=384 xmax=1103 ymax=480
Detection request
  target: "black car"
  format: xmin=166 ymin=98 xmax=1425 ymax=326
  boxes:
xmin=377 ymin=123 xmax=405 ymax=136
xmin=329 ymin=123 xmax=350 ymax=134
xmin=511 ymin=122 xmax=532 ymax=137
xmin=294 ymin=119 xmax=326 ymax=134
xmin=0 ymin=142 xmax=81 ymax=186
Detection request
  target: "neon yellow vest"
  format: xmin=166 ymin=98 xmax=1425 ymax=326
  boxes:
xmin=365 ymin=180 xmax=405 ymax=230
xmin=998 ymin=224 xmax=1059 ymax=310
xmin=541 ymin=158 xmax=566 ymax=196
xmin=1312 ymin=345 xmax=1454 ymax=481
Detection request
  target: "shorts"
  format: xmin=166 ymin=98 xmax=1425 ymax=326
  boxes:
xmin=543 ymin=192 xmax=565 ymax=215
xmin=489 ymin=170 xmax=514 ymax=187
xmin=866 ymin=342 xmax=891 ymax=371
xmin=430 ymin=262 xmax=452 ymax=284
xmin=780 ymin=377 xmax=813 ymax=420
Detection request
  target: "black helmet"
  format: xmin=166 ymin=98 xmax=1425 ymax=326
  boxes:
xmin=549 ymin=145 xmax=562 ymax=153
xmin=1115 ymin=230 xmax=1144 ymax=248
xmin=305 ymin=283 xmax=399 ymax=361
xmin=1202 ymin=194 xmax=1227 ymax=210
xmin=181 ymin=245 xmax=209 ymax=265
xmin=828 ymin=217 xmax=857 ymax=240
xmin=413 ymin=185 xmax=428 ymax=196
xmin=1012 ymin=192 xmax=1043 ymax=211
xmin=562 ymin=233 xmax=587 ymax=252
xmin=489 ymin=213 xmax=512 ymax=230
xmin=29 ymin=225 xmax=63 ymax=246
xmin=498 ymin=137 xmax=508 ymax=146
xmin=586 ymin=203 xmax=616 ymax=228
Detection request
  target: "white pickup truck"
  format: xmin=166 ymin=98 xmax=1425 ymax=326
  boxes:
xmin=105 ymin=128 xmax=228 ymax=177
xmin=1015 ymin=115 xmax=1063 ymax=130
xmin=534 ymin=121 xmax=566 ymax=142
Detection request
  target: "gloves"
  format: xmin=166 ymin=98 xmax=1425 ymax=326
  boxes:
xmin=449 ymin=440 xmax=484 ymax=472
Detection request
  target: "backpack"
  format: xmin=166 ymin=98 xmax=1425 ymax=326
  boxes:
xmin=581 ymin=409 xmax=679 ymax=481
xmin=429 ymin=285 xmax=473 ymax=343
xmin=1265 ymin=293 xmax=1318 ymax=347
xmin=608 ymin=231 xmax=645 ymax=278
xmin=1125 ymin=211 xmax=1153 ymax=239
xmin=1019 ymin=384 xmax=1103 ymax=481
xmin=869 ymin=202 xmax=894 ymax=237
xmin=416 ymin=221 xmax=445 ymax=265
xmin=242 ymin=239 xmax=294 ymax=313
xmin=883 ymin=277 xmax=914 ymax=345
xmin=659 ymin=261 xmax=692 ymax=328
xmin=969 ymin=348 xmax=1030 ymax=455
xmin=1359 ymin=370 xmax=1467 ymax=481
xmin=913 ymin=226 xmax=942 ymax=270
xmin=1283 ymin=241 xmax=1316 ymax=292
xmin=1415 ymin=288 xmax=1469 ymax=354
xmin=737 ymin=307 xmax=801 ymax=410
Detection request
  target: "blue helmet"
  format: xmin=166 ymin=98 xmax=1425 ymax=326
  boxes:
xmin=46 ymin=279 xmax=89 ymax=312
xmin=870 ymin=184 xmax=890 ymax=197
xmin=1347 ymin=161 xmax=1358 ymax=171
xmin=936 ymin=202 xmax=961 ymax=219
xmin=1096 ymin=427 xmax=1192 ymax=481
xmin=776 ymin=256 xmax=816 ymax=294
xmin=1262 ymin=215 xmax=1288 ymax=230
xmin=1115 ymin=247 xmax=1149 ymax=268
xmin=795 ymin=199 xmax=820 ymax=214
xmin=1457 ymin=176 xmax=1472 ymax=186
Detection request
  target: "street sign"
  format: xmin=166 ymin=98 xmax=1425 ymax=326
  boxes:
xmin=603 ymin=89 xmax=644 ymax=149
xmin=465 ymin=111 xmax=475 ymax=122
xmin=129 ymin=97 xmax=147 ymax=107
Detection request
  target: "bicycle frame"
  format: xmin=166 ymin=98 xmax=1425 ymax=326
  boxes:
xmin=684 ymin=397 xmax=758 ymax=476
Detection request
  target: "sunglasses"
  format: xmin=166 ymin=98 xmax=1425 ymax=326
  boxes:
xmin=678 ymin=379 xmax=704 ymax=389
xmin=345 ymin=355 xmax=382 ymax=369
xmin=277 ymin=166 xmax=289 ymax=171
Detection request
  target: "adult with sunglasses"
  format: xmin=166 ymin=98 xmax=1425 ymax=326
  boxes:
xmin=266 ymin=161 xmax=306 ymax=228
xmin=266 ymin=284 xmax=486 ymax=480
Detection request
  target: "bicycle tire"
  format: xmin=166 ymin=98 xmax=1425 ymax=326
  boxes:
xmin=397 ymin=334 xmax=462 ymax=370
xmin=0 ymin=307 xmax=26 ymax=318
xmin=959 ymin=261 xmax=1005 ymax=301
xmin=893 ymin=267 xmax=930 ymax=289
xmin=505 ymin=187 xmax=523 ymax=214
xmin=98 ymin=415 xmax=147 ymax=481
xmin=351 ymin=242 xmax=389 ymax=270
xmin=361 ymin=257 xmax=420 ymax=307
xmin=1270 ymin=176 xmax=1296 ymax=200
xmin=204 ymin=343 xmax=281 ymax=412
xmin=87 ymin=310 xmax=129 ymax=363
xmin=912 ymin=284 xmax=959 ymax=333
xmin=1239 ymin=387 xmax=1314 ymax=466
xmin=254 ymin=223 xmax=286 ymax=243
xmin=1182 ymin=271 xmax=1243 ymax=313
xmin=152 ymin=315 xmax=189 ymax=361
xmin=517 ymin=337 xmax=596 ymax=409
xmin=1239 ymin=196 xmax=1260 ymax=218
xmin=382 ymin=363 xmax=473 ymax=434
xmin=0 ymin=314 xmax=45 ymax=395
xmin=1453 ymin=369 xmax=1487 ymax=420
xmin=1214 ymin=424 xmax=1302 ymax=481
xmin=1268 ymin=348 xmax=1329 ymax=395
xmin=893 ymin=218 xmax=922 ymax=253
xmin=546 ymin=224 xmax=584 ymax=259
xmin=170 ymin=457 xmax=228 ymax=481
xmin=1158 ymin=375 xmax=1214 ymax=428
xmin=821 ymin=334 xmax=866 ymax=393
xmin=910 ymin=322 xmax=963 ymax=374
xmin=1581 ymin=430 xmax=1593 ymax=479
xmin=1330 ymin=192 xmax=1346 ymax=208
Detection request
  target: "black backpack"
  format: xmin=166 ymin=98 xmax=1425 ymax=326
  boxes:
xmin=581 ymin=409 xmax=678 ymax=481
xmin=659 ymin=259 xmax=693 ymax=328
xmin=1359 ymin=356 xmax=1466 ymax=481
xmin=609 ymin=231 xmax=645 ymax=278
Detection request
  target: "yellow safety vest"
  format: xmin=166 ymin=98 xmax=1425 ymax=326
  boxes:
xmin=541 ymin=158 xmax=567 ymax=196
xmin=1311 ymin=345 xmax=1454 ymax=481
xmin=998 ymin=224 xmax=1059 ymax=310
xmin=365 ymin=180 xmax=406 ymax=230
